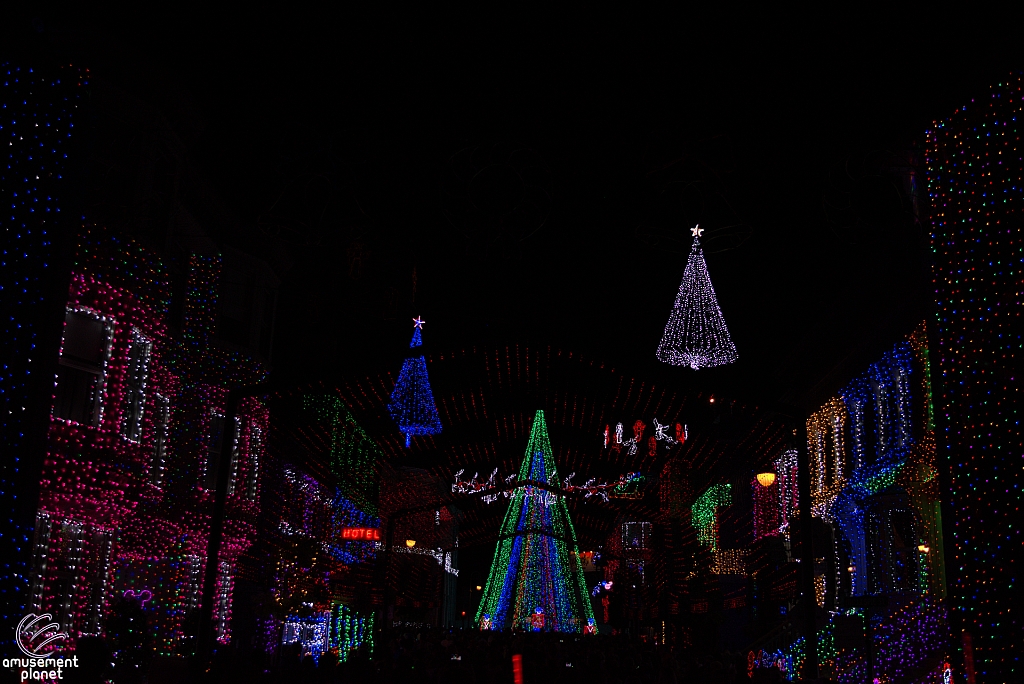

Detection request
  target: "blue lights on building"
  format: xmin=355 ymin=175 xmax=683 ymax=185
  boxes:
xmin=0 ymin=63 xmax=85 ymax=626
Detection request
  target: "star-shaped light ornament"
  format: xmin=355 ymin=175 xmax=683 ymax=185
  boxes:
xmin=690 ymin=224 xmax=704 ymax=238
xmin=413 ymin=316 xmax=425 ymax=329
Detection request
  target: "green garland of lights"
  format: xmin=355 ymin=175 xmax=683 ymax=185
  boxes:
xmin=691 ymin=483 xmax=732 ymax=550
xmin=332 ymin=603 xmax=374 ymax=661
xmin=787 ymin=623 xmax=837 ymax=679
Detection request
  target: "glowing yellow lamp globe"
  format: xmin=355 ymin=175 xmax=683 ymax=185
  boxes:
xmin=756 ymin=472 xmax=776 ymax=487
xmin=405 ymin=539 xmax=416 ymax=548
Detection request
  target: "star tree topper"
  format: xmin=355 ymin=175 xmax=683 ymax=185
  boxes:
xmin=690 ymin=224 xmax=704 ymax=237
xmin=413 ymin=316 xmax=425 ymax=329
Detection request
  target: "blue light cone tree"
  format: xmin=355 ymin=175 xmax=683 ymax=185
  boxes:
xmin=387 ymin=318 xmax=442 ymax=447
xmin=475 ymin=410 xmax=595 ymax=632
xmin=656 ymin=227 xmax=738 ymax=370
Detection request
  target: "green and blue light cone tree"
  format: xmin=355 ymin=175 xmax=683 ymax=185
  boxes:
xmin=475 ymin=410 xmax=596 ymax=632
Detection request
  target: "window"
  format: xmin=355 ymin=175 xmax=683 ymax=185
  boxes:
xmin=151 ymin=394 xmax=171 ymax=486
xmin=206 ymin=413 xmax=224 ymax=490
xmin=83 ymin=529 xmax=114 ymax=635
xmin=214 ymin=561 xmax=234 ymax=643
xmin=226 ymin=416 xmax=241 ymax=496
xmin=247 ymin=424 xmax=263 ymax=501
xmin=894 ymin=366 xmax=913 ymax=447
xmin=53 ymin=310 xmax=110 ymax=426
xmin=53 ymin=520 xmax=85 ymax=633
xmin=865 ymin=498 xmax=922 ymax=596
xmin=206 ymin=413 xmax=239 ymax=492
xmin=120 ymin=329 xmax=152 ymax=442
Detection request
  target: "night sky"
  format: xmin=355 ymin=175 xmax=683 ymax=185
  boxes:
xmin=8 ymin=9 xmax=1022 ymax=409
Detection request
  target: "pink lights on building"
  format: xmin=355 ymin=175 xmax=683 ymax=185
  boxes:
xmin=29 ymin=229 xmax=271 ymax=654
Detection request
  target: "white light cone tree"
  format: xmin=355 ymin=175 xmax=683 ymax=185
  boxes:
xmin=656 ymin=226 xmax=738 ymax=370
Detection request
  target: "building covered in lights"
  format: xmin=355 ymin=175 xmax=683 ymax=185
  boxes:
xmin=924 ymin=77 xmax=1023 ymax=682
xmin=243 ymin=392 xmax=388 ymax=663
xmin=1 ymin=63 xmax=281 ymax=656
xmin=9 ymin=57 xmax=1018 ymax=683
xmin=33 ymin=229 xmax=274 ymax=654
xmin=794 ymin=324 xmax=949 ymax=681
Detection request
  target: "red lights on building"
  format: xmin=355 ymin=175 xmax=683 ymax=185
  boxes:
xmin=341 ymin=527 xmax=380 ymax=540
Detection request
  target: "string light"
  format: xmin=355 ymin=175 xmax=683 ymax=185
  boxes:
xmin=452 ymin=468 xmax=644 ymax=503
xmin=281 ymin=611 xmax=329 ymax=663
xmin=751 ymin=475 xmax=780 ymax=541
xmin=275 ymin=465 xmax=379 ymax=565
xmin=790 ymin=324 xmax=952 ymax=680
xmin=332 ymin=604 xmax=373 ymax=662
xmin=799 ymin=337 xmax=935 ymax=601
xmin=303 ymin=394 xmax=380 ymax=516
xmin=748 ymin=624 xmax=837 ymax=681
xmin=390 ymin=544 xmax=459 ymax=576
xmin=656 ymin=229 xmax=738 ymax=370
xmin=265 ymin=459 xmax=378 ymax=661
xmin=813 ymin=574 xmax=826 ymax=607
xmin=475 ymin=410 xmax=595 ymax=633
xmin=834 ymin=598 xmax=951 ymax=682
xmin=925 ymin=76 xmax=1022 ymax=681
xmin=775 ymin=450 xmax=800 ymax=539
xmin=691 ymin=484 xmax=731 ymax=551
xmin=807 ymin=398 xmax=847 ymax=520
xmin=34 ymin=237 xmax=177 ymax=643
xmin=602 ymin=416 xmax=683 ymax=452
xmin=387 ymin=320 xmax=442 ymax=447
xmin=214 ymin=561 xmax=234 ymax=644
xmin=17 ymin=222 xmax=272 ymax=655
xmin=1 ymin=63 xmax=86 ymax=625
xmin=711 ymin=549 xmax=748 ymax=576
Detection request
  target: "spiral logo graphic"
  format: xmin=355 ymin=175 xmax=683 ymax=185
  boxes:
xmin=15 ymin=614 xmax=68 ymax=657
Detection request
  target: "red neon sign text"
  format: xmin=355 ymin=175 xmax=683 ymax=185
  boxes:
xmin=341 ymin=527 xmax=381 ymax=540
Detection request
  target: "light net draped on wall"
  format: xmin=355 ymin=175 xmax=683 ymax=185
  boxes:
xmin=925 ymin=77 xmax=1022 ymax=681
